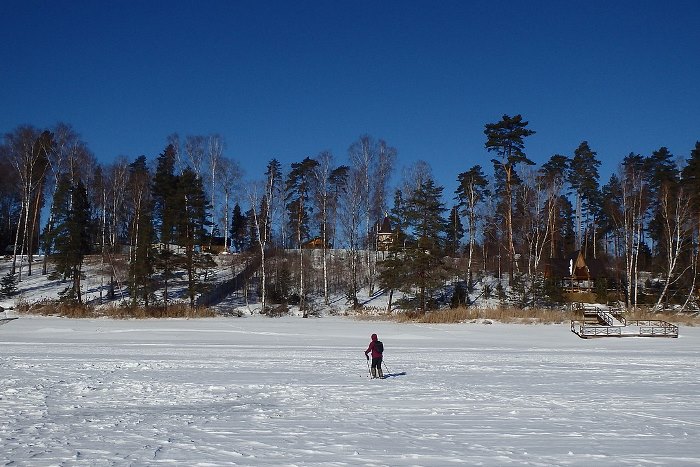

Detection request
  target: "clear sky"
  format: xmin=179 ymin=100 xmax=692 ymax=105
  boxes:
xmin=2 ymin=0 xmax=699 ymax=198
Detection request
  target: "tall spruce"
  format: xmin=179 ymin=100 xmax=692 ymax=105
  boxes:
xmin=127 ymin=156 xmax=154 ymax=306
xmin=152 ymin=145 xmax=178 ymax=308
xmin=230 ymin=203 xmax=248 ymax=252
xmin=175 ymin=167 xmax=211 ymax=308
xmin=402 ymin=178 xmax=450 ymax=312
xmin=48 ymin=177 xmax=92 ymax=303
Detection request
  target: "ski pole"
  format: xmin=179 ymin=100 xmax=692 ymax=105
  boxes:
xmin=382 ymin=360 xmax=392 ymax=374
xmin=366 ymin=357 xmax=372 ymax=377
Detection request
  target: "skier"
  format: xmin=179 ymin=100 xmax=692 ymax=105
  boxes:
xmin=364 ymin=333 xmax=384 ymax=378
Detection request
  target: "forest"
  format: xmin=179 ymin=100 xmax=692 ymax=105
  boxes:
xmin=1 ymin=114 xmax=699 ymax=314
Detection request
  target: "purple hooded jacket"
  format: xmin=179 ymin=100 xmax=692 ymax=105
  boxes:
xmin=365 ymin=333 xmax=382 ymax=359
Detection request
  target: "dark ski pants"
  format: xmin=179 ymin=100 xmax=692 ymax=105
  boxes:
xmin=371 ymin=357 xmax=382 ymax=370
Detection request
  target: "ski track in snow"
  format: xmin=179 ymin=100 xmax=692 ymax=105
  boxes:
xmin=1 ymin=316 xmax=699 ymax=466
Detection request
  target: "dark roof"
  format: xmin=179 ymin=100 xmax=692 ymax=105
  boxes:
xmin=544 ymin=251 xmax=609 ymax=279
xmin=379 ymin=216 xmax=393 ymax=234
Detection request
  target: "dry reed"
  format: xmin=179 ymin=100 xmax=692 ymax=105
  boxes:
xmin=355 ymin=306 xmax=700 ymax=326
xmin=15 ymin=299 xmax=216 ymax=319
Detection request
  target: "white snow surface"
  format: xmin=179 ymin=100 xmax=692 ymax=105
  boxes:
xmin=2 ymin=315 xmax=699 ymax=466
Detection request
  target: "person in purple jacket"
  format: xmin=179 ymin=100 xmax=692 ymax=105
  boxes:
xmin=364 ymin=333 xmax=384 ymax=378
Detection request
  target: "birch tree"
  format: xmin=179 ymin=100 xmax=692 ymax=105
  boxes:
xmin=339 ymin=167 xmax=364 ymax=308
xmin=538 ymin=154 xmax=569 ymax=258
xmin=519 ymin=168 xmax=551 ymax=278
xmin=247 ymin=159 xmax=282 ymax=314
xmin=455 ymin=165 xmax=489 ymax=296
xmin=348 ymin=135 xmax=396 ymax=295
xmin=653 ymin=182 xmax=693 ymax=310
xmin=312 ymin=151 xmax=348 ymax=305
xmin=4 ymin=126 xmax=52 ymax=279
xmin=681 ymin=142 xmax=700 ymax=310
xmin=206 ymin=134 xmax=224 ymax=240
xmin=606 ymin=155 xmax=649 ymax=309
xmin=184 ymin=135 xmax=206 ymax=177
xmin=216 ymin=156 xmax=243 ymax=253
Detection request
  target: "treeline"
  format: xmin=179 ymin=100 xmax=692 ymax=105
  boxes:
xmin=1 ymin=116 xmax=699 ymax=312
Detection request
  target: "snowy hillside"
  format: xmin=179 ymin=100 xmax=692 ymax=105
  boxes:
xmin=0 ymin=252 xmax=512 ymax=316
xmin=2 ymin=316 xmax=699 ymax=465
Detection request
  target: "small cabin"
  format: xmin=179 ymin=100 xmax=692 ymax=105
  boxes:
xmin=545 ymin=250 xmax=607 ymax=291
xmin=302 ymin=237 xmax=331 ymax=249
xmin=376 ymin=216 xmax=396 ymax=251
xmin=207 ymin=236 xmax=227 ymax=254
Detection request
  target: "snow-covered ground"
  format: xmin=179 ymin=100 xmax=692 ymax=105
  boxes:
xmin=2 ymin=315 xmax=699 ymax=466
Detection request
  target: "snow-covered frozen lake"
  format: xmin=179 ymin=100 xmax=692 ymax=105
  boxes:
xmin=2 ymin=315 xmax=699 ymax=466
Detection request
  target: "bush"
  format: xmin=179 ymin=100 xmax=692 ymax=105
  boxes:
xmin=0 ymin=271 xmax=18 ymax=298
xmin=450 ymin=283 xmax=467 ymax=308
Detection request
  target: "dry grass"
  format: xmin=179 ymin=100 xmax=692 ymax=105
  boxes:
xmin=624 ymin=309 xmax=699 ymax=327
xmin=15 ymin=299 xmax=216 ymax=319
xmin=355 ymin=306 xmax=700 ymax=326
xmin=356 ymin=307 xmax=578 ymax=324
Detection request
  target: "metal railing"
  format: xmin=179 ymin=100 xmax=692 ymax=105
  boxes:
xmin=570 ymin=318 xmax=678 ymax=339
xmin=628 ymin=320 xmax=679 ymax=337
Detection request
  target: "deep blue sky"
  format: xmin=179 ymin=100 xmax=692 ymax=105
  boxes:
xmin=2 ymin=1 xmax=699 ymax=197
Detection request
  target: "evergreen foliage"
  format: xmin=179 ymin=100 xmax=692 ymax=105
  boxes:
xmin=230 ymin=203 xmax=248 ymax=252
xmin=285 ymin=157 xmax=319 ymax=247
xmin=445 ymin=206 xmax=464 ymax=257
xmin=2 ymin=120 xmax=700 ymax=313
xmin=175 ymin=167 xmax=212 ymax=308
xmin=567 ymin=141 xmax=601 ymax=253
xmin=379 ymin=177 xmax=452 ymax=313
xmin=0 ymin=271 xmax=18 ymax=298
xmin=484 ymin=114 xmax=535 ymax=282
xmin=47 ymin=177 xmax=92 ymax=303
xmin=127 ymin=156 xmax=155 ymax=306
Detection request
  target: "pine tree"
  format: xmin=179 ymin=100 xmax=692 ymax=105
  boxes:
xmin=680 ymin=142 xmax=700 ymax=309
xmin=645 ymin=147 xmax=678 ymax=258
xmin=484 ymin=114 xmax=535 ymax=282
xmin=567 ymin=141 xmax=601 ymax=255
xmin=455 ymin=165 xmax=490 ymax=290
xmin=285 ymin=156 xmax=319 ymax=314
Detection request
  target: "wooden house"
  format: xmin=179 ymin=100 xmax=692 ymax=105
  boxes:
xmin=545 ymin=250 xmax=607 ymax=291
xmin=376 ymin=216 xmax=396 ymax=251
xmin=302 ymin=237 xmax=331 ymax=249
